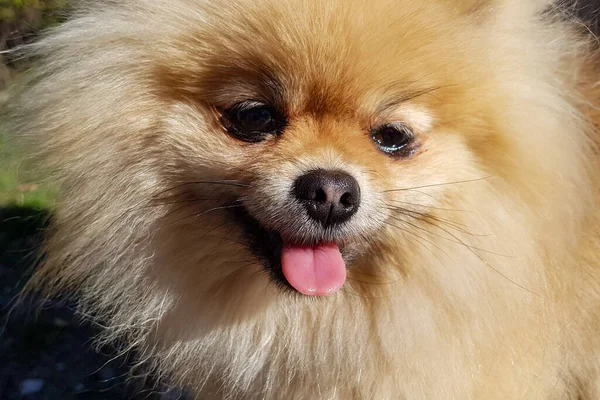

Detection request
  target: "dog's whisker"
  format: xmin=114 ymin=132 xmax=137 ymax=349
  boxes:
xmin=385 ymin=206 xmax=492 ymax=238
xmin=158 ymin=202 xmax=203 ymax=222
xmin=382 ymin=176 xmax=492 ymax=193
xmin=385 ymin=204 xmax=470 ymax=229
xmin=163 ymin=180 xmax=252 ymax=191
xmin=213 ymin=262 xmax=257 ymax=294
xmin=146 ymin=198 xmax=220 ymax=208
xmin=198 ymin=220 xmax=238 ymax=240
xmin=382 ymin=216 xmax=541 ymax=298
xmin=340 ymin=287 xmax=397 ymax=300
xmin=385 ymin=199 xmax=472 ymax=213
xmin=408 ymin=211 xmax=494 ymax=239
xmin=346 ymin=275 xmax=404 ymax=286
xmin=151 ymin=180 xmax=252 ymax=201
xmin=378 ymin=218 xmax=452 ymax=261
xmin=388 ymin=212 xmax=511 ymax=257
xmin=161 ymin=204 xmax=244 ymax=228
xmin=390 ymin=188 xmax=439 ymax=203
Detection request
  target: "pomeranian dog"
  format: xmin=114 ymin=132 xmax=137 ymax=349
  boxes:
xmin=10 ymin=0 xmax=600 ymax=398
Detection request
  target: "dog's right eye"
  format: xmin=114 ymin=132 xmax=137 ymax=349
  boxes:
xmin=221 ymin=102 xmax=286 ymax=142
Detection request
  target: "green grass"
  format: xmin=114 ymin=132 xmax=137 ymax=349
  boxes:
xmin=0 ymin=130 xmax=55 ymax=209
xmin=0 ymin=125 xmax=53 ymax=298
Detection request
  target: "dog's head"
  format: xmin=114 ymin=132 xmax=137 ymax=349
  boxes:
xmin=134 ymin=0 xmax=589 ymax=304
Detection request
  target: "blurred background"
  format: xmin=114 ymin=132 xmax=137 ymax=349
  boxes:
xmin=0 ymin=1 xmax=182 ymax=399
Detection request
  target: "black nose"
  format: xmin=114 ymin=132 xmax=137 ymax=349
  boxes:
xmin=293 ymin=169 xmax=361 ymax=227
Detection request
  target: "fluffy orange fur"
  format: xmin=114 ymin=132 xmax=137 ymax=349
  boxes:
xmin=11 ymin=0 xmax=600 ymax=398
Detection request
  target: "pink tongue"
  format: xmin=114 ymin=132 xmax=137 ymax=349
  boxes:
xmin=281 ymin=244 xmax=346 ymax=296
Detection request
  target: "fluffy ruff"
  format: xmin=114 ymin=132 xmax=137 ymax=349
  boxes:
xmin=11 ymin=0 xmax=600 ymax=398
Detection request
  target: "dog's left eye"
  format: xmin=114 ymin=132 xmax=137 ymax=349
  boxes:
xmin=370 ymin=123 xmax=415 ymax=157
xmin=222 ymin=102 xmax=286 ymax=142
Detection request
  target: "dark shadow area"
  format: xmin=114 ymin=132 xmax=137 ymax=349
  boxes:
xmin=569 ymin=0 xmax=600 ymax=35
xmin=0 ymin=206 xmax=183 ymax=400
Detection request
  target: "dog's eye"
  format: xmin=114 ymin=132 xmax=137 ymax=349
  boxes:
xmin=222 ymin=102 xmax=286 ymax=142
xmin=370 ymin=124 xmax=415 ymax=157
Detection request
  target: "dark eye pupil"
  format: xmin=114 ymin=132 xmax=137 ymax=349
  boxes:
xmin=371 ymin=124 xmax=414 ymax=156
xmin=238 ymin=107 xmax=275 ymax=132
xmin=223 ymin=102 xmax=284 ymax=142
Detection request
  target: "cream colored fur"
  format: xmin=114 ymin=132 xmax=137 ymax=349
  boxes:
xmin=11 ymin=0 xmax=600 ymax=398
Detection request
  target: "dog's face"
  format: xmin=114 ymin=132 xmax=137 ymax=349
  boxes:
xmin=144 ymin=0 xmax=519 ymax=305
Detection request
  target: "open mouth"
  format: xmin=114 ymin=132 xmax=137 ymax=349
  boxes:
xmin=232 ymin=207 xmax=347 ymax=296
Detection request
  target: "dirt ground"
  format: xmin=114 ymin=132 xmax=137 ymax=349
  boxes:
xmin=0 ymin=206 xmax=188 ymax=400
